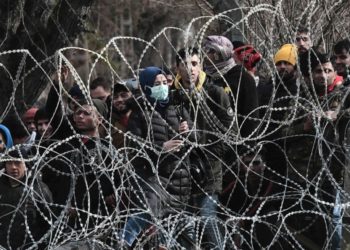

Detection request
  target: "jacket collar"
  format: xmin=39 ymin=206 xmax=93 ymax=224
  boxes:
xmin=174 ymin=71 xmax=206 ymax=91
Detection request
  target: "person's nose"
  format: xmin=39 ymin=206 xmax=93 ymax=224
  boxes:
xmin=8 ymin=162 xmax=16 ymax=170
xmin=42 ymin=123 xmax=48 ymax=130
xmin=115 ymin=95 xmax=123 ymax=102
xmin=190 ymin=66 xmax=195 ymax=74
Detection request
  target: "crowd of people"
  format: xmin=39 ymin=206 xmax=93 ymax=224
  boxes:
xmin=1 ymin=27 xmax=350 ymax=249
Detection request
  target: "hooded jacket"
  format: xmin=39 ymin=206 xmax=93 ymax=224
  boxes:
xmin=0 ymin=124 xmax=13 ymax=150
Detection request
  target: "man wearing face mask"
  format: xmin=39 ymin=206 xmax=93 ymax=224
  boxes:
xmin=202 ymin=36 xmax=260 ymax=181
xmin=203 ymin=36 xmax=259 ymax=153
xmin=122 ymin=66 xmax=196 ymax=249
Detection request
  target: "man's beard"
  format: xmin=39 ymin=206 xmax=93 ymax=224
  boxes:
xmin=74 ymin=123 xmax=96 ymax=133
xmin=298 ymin=47 xmax=308 ymax=54
xmin=112 ymin=105 xmax=128 ymax=115
xmin=313 ymin=82 xmax=327 ymax=95
xmin=277 ymin=70 xmax=295 ymax=82
xmin=335 ymin=64 xmax=349 ymax=78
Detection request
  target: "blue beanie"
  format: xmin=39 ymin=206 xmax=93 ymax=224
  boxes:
xmin=0 ymin=124 xmax=14 ymax=149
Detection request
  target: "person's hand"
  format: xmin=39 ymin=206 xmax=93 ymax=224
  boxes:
xmin=163 ymin=140 xmax=183 ymax=152
xmin=179 ymin=121 xmax=189 ymax=134
xmin=68 ymin=207 xmax=77 ymax=218
xmin=51 ymin=65 xmax=69 ymax=85
xmin=324 ymin=110 xmax=338 ymax=121
xmin=303 ymin=114 xmax=313 ymax=132
xmin=105 ymin=194 xmax=116 ymax=208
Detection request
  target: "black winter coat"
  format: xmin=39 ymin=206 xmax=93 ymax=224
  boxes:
xmin=213 ymin=65 xmax=259 ymax=154
xmin=41 ymin=137 xmax=117 ymax=225
xmin=171 ymin=78 xmax=233 ymax=193
xmin=0 ymin=174 xmax=52 ymax=249
xmin=127 ymin=99 xmax=195 ymax=215
xmin=257 ymin=74 xmax=298 ymax=176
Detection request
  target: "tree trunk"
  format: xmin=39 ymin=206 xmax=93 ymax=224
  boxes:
xmin=0 ymin=0 xmax=94 ymax=116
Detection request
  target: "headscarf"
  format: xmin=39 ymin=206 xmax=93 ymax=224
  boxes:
xmin=203 ymin=35 xmax=236 ymax=79
xmin=139 ymin=66 xmax=169 ymax=109
xmin=0 ymin=124 xmax=13 ymax=149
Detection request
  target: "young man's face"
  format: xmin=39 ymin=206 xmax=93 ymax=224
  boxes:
xmin=73 ymin=104 xmax=100 ymax=132
xmin=6 ymin=160 xmax=26 ymax=180
xmin=334 ymin=49 xmax=350 ymax=76
xmin=295 ymin=32 xmax=312 ymax=54
xmin=177 ymin=54 xmax=201 ymax=89
xmin=90 ymin=86 xmax=110 ymax=102
xmin=166 ymin=74 xmax=174 ymax=87
xmin=36 ymin=119 xmax=53 ymax=139
xmin=25 ymin=118 xmax=36 ymax=133
xmin=312 ymin=62 xmax=336 ymax=91
xmin=113 ymin=91 xmax=132 ymax=114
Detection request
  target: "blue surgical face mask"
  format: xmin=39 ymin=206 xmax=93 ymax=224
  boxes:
xmin=149 ymin=84 xmax=169 ymax=101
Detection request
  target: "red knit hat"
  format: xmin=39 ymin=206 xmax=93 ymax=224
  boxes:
xmin=234 ymin=45 xmax=262 ymax=71
xmin=23 ymin=107 xmax=38 ymax=121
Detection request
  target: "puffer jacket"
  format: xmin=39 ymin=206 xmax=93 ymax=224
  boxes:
xmin=127 ymin=98 xmax=195 ymax=215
